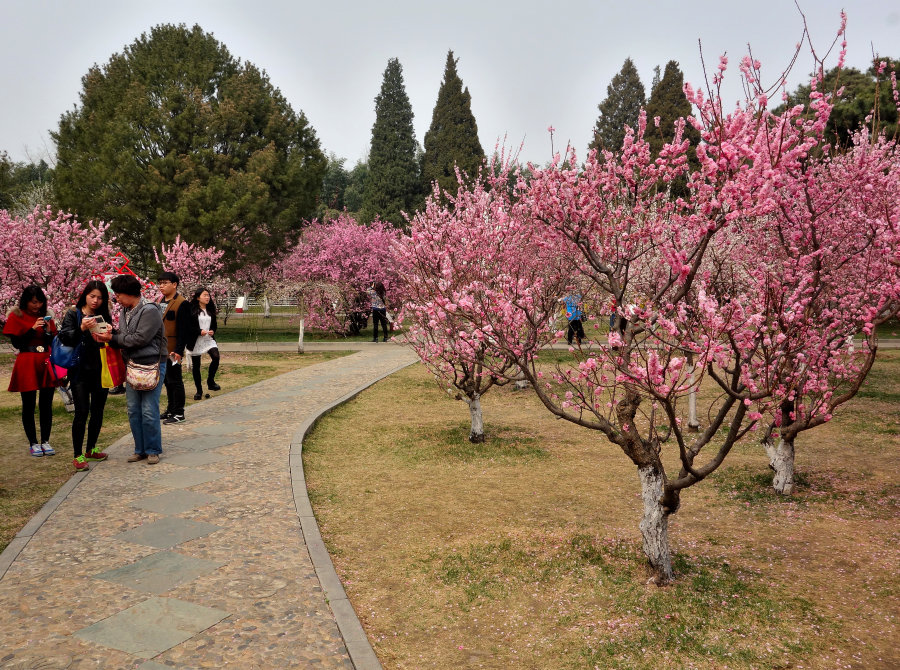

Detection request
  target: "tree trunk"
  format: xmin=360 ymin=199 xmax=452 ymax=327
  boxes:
xmin=467 ymin=393 xmax=485 ymax=443
xmin=638 ymin=465 xmax=674 ymax=584
xmin=687 ymin=359 xmax=700 ymax=432
xmin=764 ymin=437 xmax=795 ymax=495
xmin=263 ymin=294 xmax=271 ymax=318
xmin=297 ymin=316 xmax=305 ymax=354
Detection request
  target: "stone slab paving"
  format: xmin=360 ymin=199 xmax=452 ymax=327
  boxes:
xmin=0 ymin=345 xmax=418 ymax=668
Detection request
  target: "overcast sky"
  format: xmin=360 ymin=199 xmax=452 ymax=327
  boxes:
xmin=2 ymin=1 xmax=898 ymax=168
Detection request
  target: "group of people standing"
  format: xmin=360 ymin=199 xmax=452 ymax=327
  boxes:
xmin=3 ymin=272 xmax=222 ymax=471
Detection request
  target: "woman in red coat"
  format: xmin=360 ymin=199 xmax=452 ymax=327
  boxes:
xmin=3 ymin=285 xmax=60 ymax=457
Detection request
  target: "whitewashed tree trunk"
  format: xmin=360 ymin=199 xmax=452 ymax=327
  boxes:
xmin=687 ymin=361 xmax=700 ymax=432
xmin=297 ymin=316 xmax=305 ymax=354
xmin=467 ymin=393 xmax=485 ymax=443
xmin=263 ymin=294 xmax=272 ymax=318
xmin=764 ymin=437 xmax=795 ymax=495
xmin=638 ymin=465 xmax=674 ymax=584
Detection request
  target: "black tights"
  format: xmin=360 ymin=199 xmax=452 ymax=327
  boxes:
xmin=20 ymin=388 xmax=54 ymax=445
xmin=372 ymin=308 xmax=389 ymax=341
xmin=71 ymin=369 xmax=109 ymax=457
xmin=191 ymin=348 xmax=220 ymax=393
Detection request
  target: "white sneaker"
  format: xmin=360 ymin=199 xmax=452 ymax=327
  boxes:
xmin=30 ymin=444 xmax=43 ymax=457
xmin=41 ymin=442 xmax=56 ymax=456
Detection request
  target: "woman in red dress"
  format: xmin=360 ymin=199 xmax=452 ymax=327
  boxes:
xmin=3 ymin=285 xmax=60 ymax=456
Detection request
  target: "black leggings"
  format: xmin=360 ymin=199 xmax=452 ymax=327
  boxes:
xmin=71 ymin=368 xmax=109 ymax=457
xmin=372 ymin=308 xmax=389 ymax=341
xmin=20 ymin=387 xmax=55 ymax=445
xmin=191 ymin=348 xmax=220 ymax=393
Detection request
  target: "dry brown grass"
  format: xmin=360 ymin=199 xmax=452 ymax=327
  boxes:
xmin=304 ymin=351 xmax=900 ymax=670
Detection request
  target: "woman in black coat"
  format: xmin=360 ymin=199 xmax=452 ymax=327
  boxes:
xmin=57 ymin=280 xmax=113 ymax=471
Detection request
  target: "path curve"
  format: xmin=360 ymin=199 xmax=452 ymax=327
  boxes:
xmin=0 ymin=344 xmax=417 ymax=669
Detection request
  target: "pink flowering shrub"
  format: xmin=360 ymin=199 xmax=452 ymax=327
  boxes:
xmin=280 ymin=214 xmax=404 ymax=334
xmin=0 ymin=206 xmax=117 ymax=321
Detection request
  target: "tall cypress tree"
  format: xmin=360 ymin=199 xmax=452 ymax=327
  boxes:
xmin=421 ymin=50 xmax=485 ymax=196
xmin=361 ymin=58 xmax=420 ymax=227
xmin=589 ymin=57 xmax=646 ymax=153
xmin=645 ymin=60 xmax=700 ymax=161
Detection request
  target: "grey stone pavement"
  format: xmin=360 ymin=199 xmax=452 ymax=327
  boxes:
xmin=0 ymin=343 xmax=418 ymax=669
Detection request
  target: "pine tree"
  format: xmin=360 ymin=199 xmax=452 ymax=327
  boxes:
xmin=361 ymin=58 xmax=420 ymax=227
xmin=645 ymin=60 xmax=700 ymax=163
xmin=589 ymin=58 xmax=646 ymax=153
xmin=53 ymin=23 xmax=325 ymax=272
xmin=421 ymin=50 xmax=485 ymax=196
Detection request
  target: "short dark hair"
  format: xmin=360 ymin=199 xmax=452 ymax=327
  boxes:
xmin=110 ymin=274 xmax=142 ymax=297
xmin=19 ymin=285 xmax=47 ymax=314
xmin=157 ymin=271 xmax=179 ymax=285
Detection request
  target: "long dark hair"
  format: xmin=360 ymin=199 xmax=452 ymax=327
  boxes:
xmin=373 ymin=281 xmax=386 ymax=302
xmin=190 ymin=286 xmax=217 ymax=317
xmin=75 ymin=280 xmax=112 ymax=322
xmin=18 ymin=285 xmax=47 ymax=315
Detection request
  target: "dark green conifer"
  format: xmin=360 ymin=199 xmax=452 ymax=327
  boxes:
xmin=645 ymin=60 xmax=700 ymax=164
xmin=589 ymin=58 xmax=646 ymax=153
xmin=421 ymin=50 xmax=485 ymax=196
xmin=361 ymin=58 xmax=420 ymax=227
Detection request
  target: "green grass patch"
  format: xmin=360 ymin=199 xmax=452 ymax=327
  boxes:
xmin=395 ymin=422 xmax=549 ymax=464
xmin=216 ymin=312 xmax=407 ymax=343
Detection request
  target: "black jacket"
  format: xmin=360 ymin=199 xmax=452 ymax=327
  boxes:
xmin=58 ymin=307 xmax=103 ymax=380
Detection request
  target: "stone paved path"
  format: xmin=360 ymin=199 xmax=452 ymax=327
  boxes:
xmin=0 ymin=345 xmax=417 ymax=669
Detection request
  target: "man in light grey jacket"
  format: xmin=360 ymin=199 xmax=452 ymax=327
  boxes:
xmin=94 ymin=274 xmax=167 ymax=464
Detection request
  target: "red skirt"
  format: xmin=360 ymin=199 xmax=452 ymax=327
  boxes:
xmin=8 ymin=351 xmax=59 ymax=392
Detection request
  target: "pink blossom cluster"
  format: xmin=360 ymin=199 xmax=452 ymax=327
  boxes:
xmin=279 ymin=214 xmax=404 ymax=333
xmin=396 ymin=171 xmax=575 ymax=403
xmin=154 ymin=235 xmax=230 ymax=303
xmin=0 ymin=206 xmax=117 ymax=321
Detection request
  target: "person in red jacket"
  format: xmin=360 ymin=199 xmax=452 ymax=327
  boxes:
xmin=3 ymin=285 xmax=61 ymax=457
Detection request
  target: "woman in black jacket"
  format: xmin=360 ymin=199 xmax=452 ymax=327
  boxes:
xmin=57 ymin=280 xmax=113 ymax=471
xmin=186 ymin=287 xmax=221 ymax=400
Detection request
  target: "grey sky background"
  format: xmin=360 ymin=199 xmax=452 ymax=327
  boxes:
xmin=2 ymin=1 xmax=898 ymax=168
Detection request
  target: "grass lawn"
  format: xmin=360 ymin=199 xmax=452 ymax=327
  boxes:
xmin=215 ymin=306 xmax=407 ymax=343
xmin=0 ymin=350 xmax=348 ymax=553
xmin=304 ymin=350 xmax=900 ymax=670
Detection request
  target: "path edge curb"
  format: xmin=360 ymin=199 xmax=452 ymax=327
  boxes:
xmin=290 ymin=356 xmax=418 ymax=670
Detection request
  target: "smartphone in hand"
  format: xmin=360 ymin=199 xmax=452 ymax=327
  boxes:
xmin=89 ymin=316 xmax=110 ymax=334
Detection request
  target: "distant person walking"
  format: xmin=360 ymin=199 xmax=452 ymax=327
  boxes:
xmin=94 ymin=274 xmax=167 ymax=464
xmin=57 ymin=280 xmax=112 ymax=471
xmin=186 ymin=286 xmax=221 ymax=400
xmin=562 ymin=292 xmax=585 ymax=346
xmin=156 ymin=271 xmax=190 ymax=424
xmin=3 ymin=285 xmax=60 ymax=457
xmin=368 ymin=280 xmax=389 ymax=343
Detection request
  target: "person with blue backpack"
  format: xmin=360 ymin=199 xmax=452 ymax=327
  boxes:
xmin=562 ymin=292 xmax=586 ymax=346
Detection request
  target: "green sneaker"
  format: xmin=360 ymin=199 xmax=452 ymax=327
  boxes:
xmin=73 ymin=455 xmax=89 ymax=472
xmin=85 ymin=448 xmax=108 ymax=462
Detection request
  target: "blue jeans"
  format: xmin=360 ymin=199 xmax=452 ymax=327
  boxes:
xmin=125 ymin=360 xmax=166 ymax=455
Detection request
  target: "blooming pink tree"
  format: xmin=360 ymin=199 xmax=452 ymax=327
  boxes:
xmin=154 ymin=235 xmax=230 ymax=304
xmin=736 ymin=128 xmax=900 ymax=494
xmin=397 ymin=169 xmax=574 ymax=442
xmin=0 ymin=206 xmax=117 ymax=321
xmin=407 ymin=33 xmax=900 ymax=583
xmin=280 ymin=214 xmax=404 ymax=335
